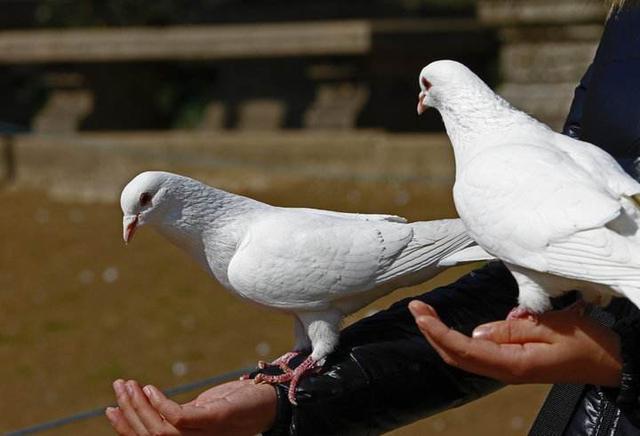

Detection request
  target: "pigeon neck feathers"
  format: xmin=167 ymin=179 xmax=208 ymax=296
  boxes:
xmin=151 ymin=177 xmax=266 ymax=275
xmin=435 ymin=81 xmax=548 ymax=169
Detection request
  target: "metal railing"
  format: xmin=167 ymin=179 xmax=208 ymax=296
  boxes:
xmin=5 ymin=367 xmax=253 ymax=435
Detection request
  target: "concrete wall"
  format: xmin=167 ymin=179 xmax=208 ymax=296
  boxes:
xmin=8 ymin=131 xmax=454 ymax=201
xmin=478 ymin=0 xmax=606 ymax=129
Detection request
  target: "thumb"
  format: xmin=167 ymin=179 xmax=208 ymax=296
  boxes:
xmin=472 ymin=319 xmax=553 ymax=344
xmin=408 ymin=300 xmax=438 ymax=318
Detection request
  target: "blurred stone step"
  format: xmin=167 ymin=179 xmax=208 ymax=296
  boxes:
xmin=501 ymin=39 xmax=599 ymax=83
xmin=304 ymin=83 xmax=369 ymax=130
xmin=499 ymin=82 xmax=577 ymax=129
xmin=11 ymin=131 xmax=454 ymax=202
xmin=237 ymin=99 xmax=286 ymax=131
xmin=32 ymin=90 xmax=94 ymax=133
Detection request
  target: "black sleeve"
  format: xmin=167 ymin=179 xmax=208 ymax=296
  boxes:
xmin=266 ymin=262 xmax=518 ymax=435
xmin=605 ymin=303 xmax=640 ymax=427
xmin=562 ymin=63 xmax=593 ymax=139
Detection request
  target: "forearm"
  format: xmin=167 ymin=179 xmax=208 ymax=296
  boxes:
xmin=289 ymin=340 xmax=503 ymax=435
xmin=269 ymin=262 xmax=518 ymax=435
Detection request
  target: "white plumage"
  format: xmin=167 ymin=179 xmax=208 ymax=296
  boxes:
xmin=120 ymin=171 xmax=491 ymax=402
xmin=417 ymin=60 xmax=640 ymax=317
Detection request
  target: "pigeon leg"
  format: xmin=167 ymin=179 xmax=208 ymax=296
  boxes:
xmin=273 ymin=351 xmax=301 ymax=372
xmin=506 ymin=265 xmax=551 ymax=323
xmin=279 ymin=310 xmax=342 ymax=404
xmin=286 ymin=355 xmax=319 ymax=405
xmin=252 ymin=355 xmax=321 ymax=405
xmin=258 ymin=317 xmax=310 ymax=372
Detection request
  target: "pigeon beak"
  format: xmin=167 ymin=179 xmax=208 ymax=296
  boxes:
xmin=417 ymin=93 xmax=428 ymax=115
xmin=123 ymin=214 xmax=139 ymax=244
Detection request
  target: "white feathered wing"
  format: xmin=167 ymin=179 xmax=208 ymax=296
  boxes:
xmin=456 ymin=129 xmax=640 ymax=308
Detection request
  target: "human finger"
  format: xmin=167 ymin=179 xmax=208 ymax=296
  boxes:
xmin=106 ymin=406 xmax=135 ymax=436
xmin=126 ymin=380 xmax=179 ymax=435
xmin=408 ymin=300 xmax=437 ymax=318
xmin=414 ymin=309 xmax=544 ymax=382
xmin=113 ymin=379 xmax=150 ymax=435
xmin=472 ymin=318 xmax=554 ymax=344
xmin=144 ymin=384 xmax=200 ymax=428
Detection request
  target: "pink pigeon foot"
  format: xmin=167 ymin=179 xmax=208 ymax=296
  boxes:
xmin=253 ymin=371 xmax=293 ymax=384
xmin=259 ymin=351 xmax=301 ymax=373
xmin=286 ymin=356 xmax=319 ymax=405
xmin=253 ymin=355 xmax=319 ymax=405
xmin=507 ymin=306 xmax=539 ymax=323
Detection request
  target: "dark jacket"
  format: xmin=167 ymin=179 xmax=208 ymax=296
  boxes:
xmin=265 ymin=5 xmax=640 ymax=435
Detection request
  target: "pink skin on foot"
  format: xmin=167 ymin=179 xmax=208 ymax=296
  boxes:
xmin=506 ymin=306 xmax=539 ymax=323
xmin=254 ymin=355 xmax=319 ymax=405
xmin=253 ymin=371 xmax=293 ymax=384
xmin=275 ymin=352 xmax=299 ymax=373
xmin=286 ymin=356 xmax=318 ymax=404
xmin=262 ymin=351 xmax=301 ymax=373
xmin=244 ymin=352 xmax=304 ymax=380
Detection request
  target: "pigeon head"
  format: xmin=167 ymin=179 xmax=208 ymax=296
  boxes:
xmin=120 ymin=171 xmax=174 ymax=243
xmin=417 ymin=60 xmax=486 ymax=114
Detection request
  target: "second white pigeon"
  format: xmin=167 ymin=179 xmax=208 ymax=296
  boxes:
xmin=120 ymin=171 xmax=491 ymax=403
xmin=417 ymin=60 xmax=640 ymax=319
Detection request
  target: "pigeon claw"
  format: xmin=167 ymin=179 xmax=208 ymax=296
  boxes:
xmin=252 ymin=355 xmax=319 ymax=405
xmin=506 ymin=306 xmax=540 ymax=323
xmin=256 ymin=351 xmax=301 ymax=373
xmin=253 ymin=372 xmax=293 ymax=385
xmin=272 ymin=351 xmax=301 ymax=373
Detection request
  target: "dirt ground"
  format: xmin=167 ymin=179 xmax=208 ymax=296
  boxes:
xmin=0 ymin=179 xmax=549 ymax=435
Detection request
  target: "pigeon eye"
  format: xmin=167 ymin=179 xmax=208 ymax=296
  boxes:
xmin=421 ymin=77 xmax=432 ymax=91
xmin=139 ymin=192 xmax=152 ymax=206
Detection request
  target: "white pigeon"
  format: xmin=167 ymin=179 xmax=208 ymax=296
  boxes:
xmin=120 ymin=170 xmax=491 ymax=403
xmin=417 ymin=59 xmax=640 ymax=319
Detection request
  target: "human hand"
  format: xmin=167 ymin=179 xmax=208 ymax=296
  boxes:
xmin=106 ymin=378 xmax=277 ymax=435
xmin=409 ymin=300 xmax=622 ymax=387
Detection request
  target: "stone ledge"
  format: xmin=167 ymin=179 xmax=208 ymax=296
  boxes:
xmin=478 ymin=0 xmax=606 ymax=25
xmin=500 ymin=24 xmax=603 ymax=43
xmin=0 ymin=21 xmax=371 ymax=63
xmin=0 ymin=19 xmax=489 ymax=64
xmin=11 ymin=131 xmax=454 ymax=202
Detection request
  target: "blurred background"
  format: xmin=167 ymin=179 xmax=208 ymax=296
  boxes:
xmin=0 ymin=0 xmax=606 ymax=434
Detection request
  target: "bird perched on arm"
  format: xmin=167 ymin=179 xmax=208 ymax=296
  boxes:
xmin=417 ymin=59 xmax=640 ymax=320
xmin=120 ymin=171 xmax=491 ymax=403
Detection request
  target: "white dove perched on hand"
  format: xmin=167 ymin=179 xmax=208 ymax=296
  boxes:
xmin=417 ymin=60 xmax=640 ymax=320
xmin=120 ymin=171 xmax=491 ymax=403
